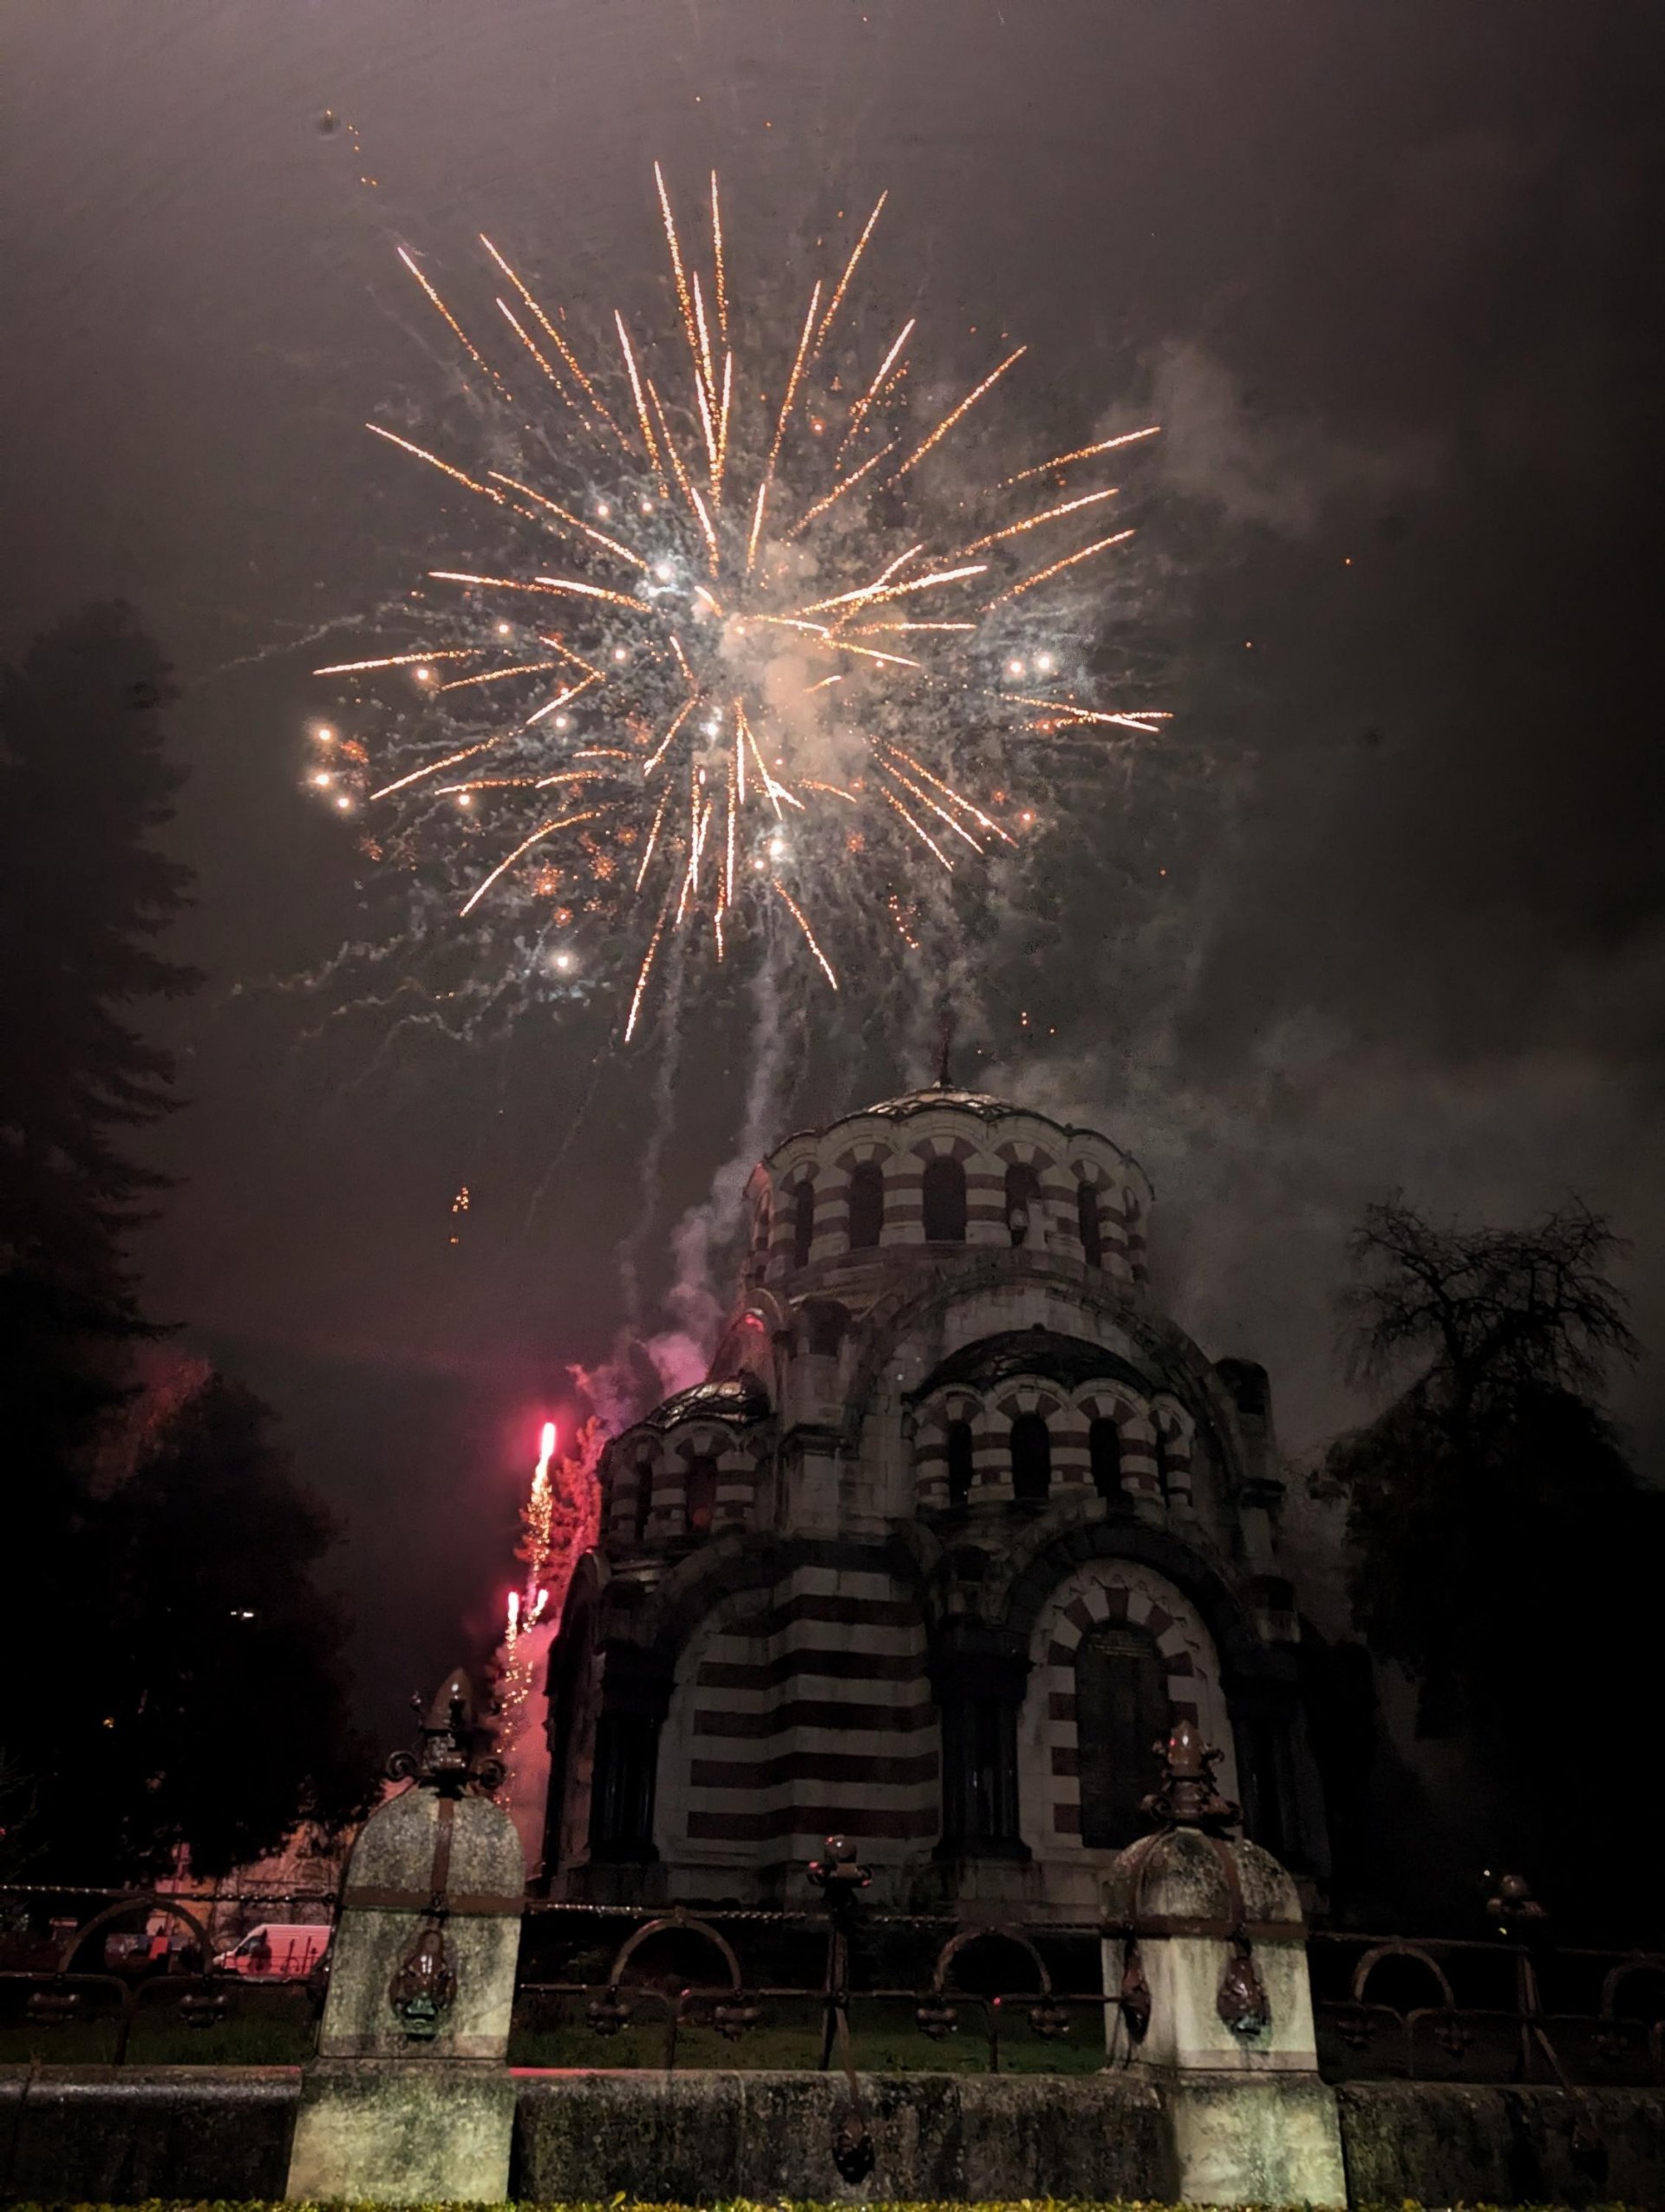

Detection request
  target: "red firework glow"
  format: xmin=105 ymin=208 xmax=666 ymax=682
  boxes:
xmin=506 ymin=1415 xmax=601 ymax=1648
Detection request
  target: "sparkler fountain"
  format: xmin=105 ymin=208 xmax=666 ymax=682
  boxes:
xmin=491 ymin=1418 xmax=601 ymax=1874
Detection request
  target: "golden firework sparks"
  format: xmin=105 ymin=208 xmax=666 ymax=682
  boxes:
xmin=314 ymin=170 xmax=1166 ymax=1040
xmin=1001 ymin=422 xmax=1161 ymax=486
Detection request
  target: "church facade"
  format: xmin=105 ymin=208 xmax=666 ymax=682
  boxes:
xmin=540 ymin=1084 xmax=1327 ymax=1918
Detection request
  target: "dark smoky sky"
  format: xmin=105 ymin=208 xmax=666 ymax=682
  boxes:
xmin=3 ymin=2 xmax=1660 ymax=1739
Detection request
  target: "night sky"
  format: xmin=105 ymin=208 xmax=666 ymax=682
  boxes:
xmin=3 ymin=2 xmax=1660 ymax=1742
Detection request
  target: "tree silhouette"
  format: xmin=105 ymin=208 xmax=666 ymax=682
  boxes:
xmin=74 ymin=1371 xmax=375 ymax=1878
xmin=1326 ymin=1197 xmax=1662 ymax=1935
xmin=1 ymin=606 xmax=374 ymax=1874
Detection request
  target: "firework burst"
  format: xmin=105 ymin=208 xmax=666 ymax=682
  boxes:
xmin=310 ymin=171 xmax=1166 ymax=1037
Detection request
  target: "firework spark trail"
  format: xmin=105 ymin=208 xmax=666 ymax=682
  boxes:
xmin=364 ymin=424 xmax=504 ymax=503
xmin=833 ymin=317 xmax=913 ymax=467
xmin=398 ymin=247 xmax=509 ymax=400
xmin=495 ymin=299 xmax=590 ymax=434
xmin=487 ymin=473 xmax=650 ymax=566
xmin=882 ymin=741 xmax=1017 ymax=845
xmin=654 ymin=160 xmax=705 ymax=403
xmin=986 ymin=525 xmax=1137 ymax=606
xmin=815 ymin=192 xmax=886 ymax=355
xmin=316 ymin=649 xmax=475 ymax=675
xmin=435 ymin=659 xmax=570 ymax=693
xmin=480 ymin=233 xmax=628 ymax=448
xmin=958 ymin=482 xmax=1122 ymax=553
xmin=770 ymin=877 xmax=838 ymax=989
xmin=369 ymin=738 xmax=496 ymax=801
xmin=785 ymin=440 xmax=896 ymax=538
xmin=709 ymin=172 xmax=728 ymax=343
xmin=1001 ymin=422 xmax=1161 ymax=486
xmin=748 ymin=281 xmax=821 ymax=572
xmin=616 ymin=921 xmax=690 ymax=1333
xmin=891 ymin=346 xmax=1027 ymax=481
xmin=313 ymin=168 xmax=1166 ymax=1043
xmin=524 ymin=674 xmax=602 ymax=726
xmin=881 ymin=755 xmax=984 ymax=852
xmin=459 ymin=806 xmax=613 ymax=916
xmin=614 ymin=313 xmax=668 ymax=496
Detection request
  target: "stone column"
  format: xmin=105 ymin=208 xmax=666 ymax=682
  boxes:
xmin=1100 ymin=1720 xmax=1346 ymax=2209
xmin=285 ymin=1671 xmax=525 ymax=2205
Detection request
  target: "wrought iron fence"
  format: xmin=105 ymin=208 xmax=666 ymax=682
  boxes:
xmin=0 ymin=1882 xmax=336 ymax=2065
xmin=3 ymin=1865 xmax=1663 ymax=2093
xmin=1310 ymin=1927 xmax=1665 ymax=2089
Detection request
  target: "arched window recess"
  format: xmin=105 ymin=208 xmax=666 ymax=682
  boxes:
xmin=791 ymin=1177 xmax=816 ymax=1269
xmin=1010 ymin=1412 xmax=1052 ymax=1504
xmin=1077 ymin=1179 xmax=1103 ymax=1267
xmin=847 ymin=1159 xmax=885 ymax=1250
xmin=1005 ymin=1161 xmax=1042 ymax=1247
xmin=923 ymin=1155 xmax=968 ymax=1243
xmin=946 ymin=1419 xmax=976 ymax=1508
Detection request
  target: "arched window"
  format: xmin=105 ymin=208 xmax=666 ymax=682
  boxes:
xmin=803 ymin=1300 xmax=847 ymax=1357
xmin=792 ymin=1178 xmax=816 ymax=1269
xmin=685 ymin=1455 xmax=718 ymax=1534
xmin=1089 ymin=1417 xmax=1123 ymax=1501
xmin=1077 ymin=1621 xmax=1171 ymax=1848
xmin=1077 ymin=1180 xmax=1102 ymax=1267
xmin=946 ymin=1419 xmax=976 ymax=1507
xmin=1004 ymin=1161 xmax=1041 ymax=1246
xmin=1010 ymin=1413 xmax=1051 ymax=1503
xmin=633 ymin=1455 xmax=655 ymax=1543
xmin=922 ymin=1155 xmax=968 ymax=1242
xmin=1154 ymin=1422 xmax=1181 ymax=1497
xmin=847 ymin=1160 xmax=885 ymax=1250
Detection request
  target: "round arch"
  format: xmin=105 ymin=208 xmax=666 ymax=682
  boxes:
xmin=998 ymin=1517 xmax=1261 ymax=1675
xmin=1016 ymin=1556 xmax=1238 ymax=1866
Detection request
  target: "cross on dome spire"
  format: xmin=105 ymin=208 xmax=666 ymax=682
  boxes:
xmin=935 ymin=1009 xmax=955 ymax=1089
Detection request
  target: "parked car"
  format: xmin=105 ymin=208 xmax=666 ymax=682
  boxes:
xmin=213 ymin=1922 xmax=330 ymax=1978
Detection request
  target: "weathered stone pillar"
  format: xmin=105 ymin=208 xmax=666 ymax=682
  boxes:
xmin=285 ymin=1671 xmax=525 ymax=2205
xmin=1101 ymin=1720 xmax=1346 ymax=2208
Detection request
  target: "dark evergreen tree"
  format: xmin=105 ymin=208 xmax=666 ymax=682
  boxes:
xmin=0 ymin=604 xmax=198 ymax=1856
xmin=0 ymin=604 xmax=196 ymax=1282
xmin=1325 ymin=1198 xmax=1662 ymax=1935
xmin=66 ymin=1372 xmax=375 ymax=1879
xmin=0 ymin=605 xmax=196 ymax=1537
xmin=0 ymin=605 xmax=375 ymax=1872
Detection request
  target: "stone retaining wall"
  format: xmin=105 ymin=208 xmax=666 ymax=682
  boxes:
xmin=3 ymin=2065 xmax=1663 ymax=2204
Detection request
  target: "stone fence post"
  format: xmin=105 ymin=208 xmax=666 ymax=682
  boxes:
xmin=285 ymin=1669 xmax=526 ymax=2205
xmin=1100 ymin=1719 xmax=1347 ymax=2208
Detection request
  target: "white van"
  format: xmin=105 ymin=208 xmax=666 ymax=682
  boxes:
xmin=214 ymin=1922 xmax=330 ymax=1978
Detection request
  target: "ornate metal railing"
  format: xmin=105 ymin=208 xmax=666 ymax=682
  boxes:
xmin=1310 ymin=1924 xmax=1665 ymax=2088
xmin=3 ymin=1863 xmax=1662 ymax=2094
xmin=0 ymin=1882 xmax=336 ymax=2065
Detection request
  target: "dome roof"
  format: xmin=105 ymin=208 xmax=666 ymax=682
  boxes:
xmin=910 ymin=1326 xmax=1150 ymax=1404
xmin=764 ymin=1079 xmax=1153 ymax=1202
xmin=639 ymin=1372 xmax=771 ymax=1431
xmin=858 ymin=1084 xmax=1017 ymax=1120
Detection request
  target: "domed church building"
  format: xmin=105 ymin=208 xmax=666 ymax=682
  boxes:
xmin=541 ymin=1081 xmax=1328 ymax=1918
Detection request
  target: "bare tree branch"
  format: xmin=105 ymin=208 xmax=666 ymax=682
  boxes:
xmin=1340 ymin=1194 xmax=1638 ymax=1401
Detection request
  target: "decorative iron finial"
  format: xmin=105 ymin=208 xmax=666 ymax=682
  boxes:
xmin=1140 ymin=1717 xmax=1241 ymax=1835
xmin=1486 ymin=1871 xmax=1549 ymax=1941
xmin=387 ymin=1667 xmax=506 ymax=1797
xmin=808 ymin=1833 xmax=872 ymax=1906
xmin=935 ymin=1009 xmax=955 ymax=1089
